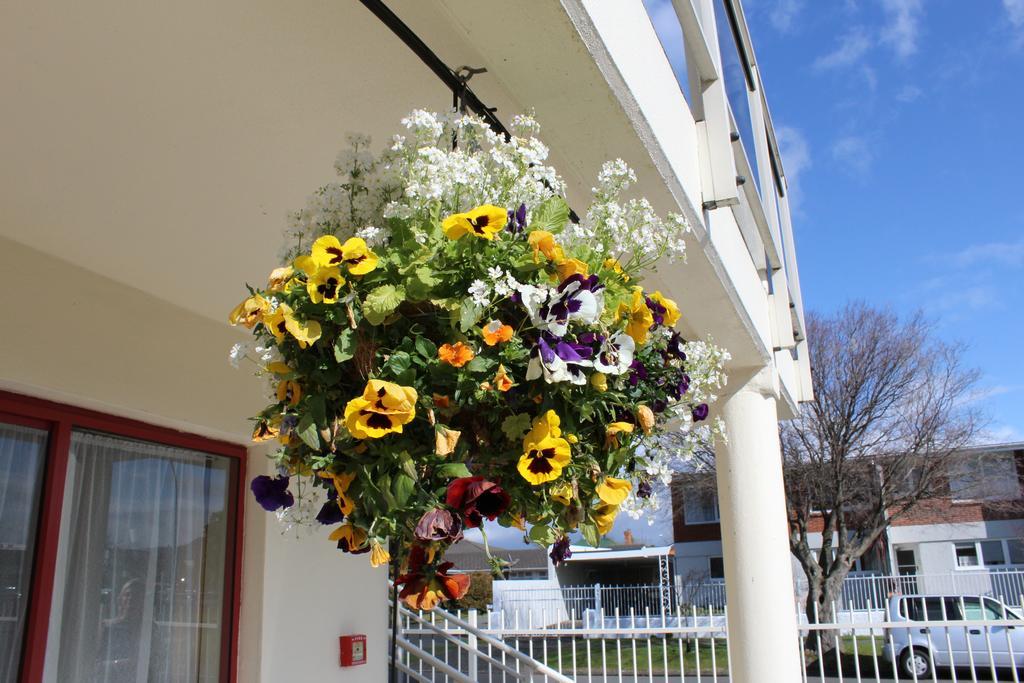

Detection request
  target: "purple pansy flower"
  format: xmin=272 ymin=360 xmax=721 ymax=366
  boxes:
xmin=251 ymin=474 xmax=294 ymax=512
xmin=636 ymin=480 xmax=653 ymax=499
xmin=645 ymin=295 xmax=667 ymax=327
xmin=506 ymin=203 xmax=527 ymax=235
xmin=593 ymin=332 xmax=635 ymax=376
xmin=526 ymin=334 xmax=593 ymax=385
xmin=667 ymin=372 xmax=691 ymax=400
xmin=628 ymin=359 xmax=648 ymax=387
xmin=692 ymin=403 xmax=710 ymax=422
xmin=667 ymin=332 xmax=687 ymax=360
xmin=315 ymin=487 xmax=345 ymax=525
xmin=549 ymin=535 xmax=573 ymax=565
xmin=522 ymin=275 xmax=604 ymax=338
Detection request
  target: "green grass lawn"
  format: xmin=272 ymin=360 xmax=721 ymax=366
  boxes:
xmin=541 ymin=637 xmax=729 ymax=675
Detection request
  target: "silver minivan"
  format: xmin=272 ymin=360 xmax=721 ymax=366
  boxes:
xmin=884 ymin=594 xmax=1024 ymax=678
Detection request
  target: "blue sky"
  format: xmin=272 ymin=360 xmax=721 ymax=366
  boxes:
xmin=650 ymin=0 xmax=1024 ymax=443
xmin=471 ymin=1 xmax=1024 ymax=551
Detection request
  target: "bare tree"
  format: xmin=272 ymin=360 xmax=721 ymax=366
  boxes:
xmin=784 ymin=303 xmax=984 ymax=628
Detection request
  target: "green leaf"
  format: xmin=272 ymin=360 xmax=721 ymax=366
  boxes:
xmin=334 ymin=328 xmax=356 ymax=362
xmin=435 ymin=462 xmax=472 ymax=479
xmin=406 ymin=266 xmax=441 ymax=301
xmin=501 ymin=413 xmax=532 ymax=443
xmin=459 ymin=299 xmax=483 ymax=333
xmin=530 ymin=196 xmax=570 ymax=234
xmin=363 ymin=284 xmax=406 ymax=325
xmin=307 ymin=395 xmax=327 ymax=427
xmin=414 ymin=336 xmax=438 ymax=360
xmin=466 ymin=355 xmax=496 ymax=373
xmin=295 ymin=414 xmax=320 ymax=450
xmin=529 ymin=524 xmax=557 ymax=547
xmin=392 ymin=473 xmax=415 ymax=507
xmin=397 ymin=451 xmax=418 ymax=480
xmin=385 ymin=351 xmax=413 ymax=376
xmin=580 ymin=521 xmax=600 ymax=547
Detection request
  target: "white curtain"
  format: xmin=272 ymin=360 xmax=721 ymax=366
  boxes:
xmin=0 ymin=423 xmax=48 ymax=683
xmin=46 ymin=431 xmax=230 ymax=683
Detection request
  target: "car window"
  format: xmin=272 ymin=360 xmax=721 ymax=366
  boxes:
xmin=983 ymin=598 xmax=1006 ymax=620
xmin=961 ymin=597 xmax=984 ymax=620
xmin=904 ymin=597 xmax=949 ymax=621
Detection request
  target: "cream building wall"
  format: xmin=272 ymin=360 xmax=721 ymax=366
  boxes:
xmin=0 ymin=236 xmax=387 ymax=680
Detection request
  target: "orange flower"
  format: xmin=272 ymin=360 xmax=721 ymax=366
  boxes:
xmin=481 ymin=320 xmax=514 ymax=346
xmin=493 ymin=365 xmax=514 ymax=392
xmin=438 ymin=342 xmax=475 ymax=368
xmin=432 ymin=393 xmax=451 ymax=409
xmin=556 ymin=258 xmax=590 ymax=281
xmin=528 ymin=230 xmax=565 ymax=263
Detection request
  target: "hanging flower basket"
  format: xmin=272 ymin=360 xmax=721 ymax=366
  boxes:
xmin=229 ymin=110 xmax=727 ymax=609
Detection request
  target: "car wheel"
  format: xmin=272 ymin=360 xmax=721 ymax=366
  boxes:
xmin=899 ymin=647 xmax=931 ymax=679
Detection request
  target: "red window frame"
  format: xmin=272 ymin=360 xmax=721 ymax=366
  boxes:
xmin=0 ymin=390 xmax=247 ymax=683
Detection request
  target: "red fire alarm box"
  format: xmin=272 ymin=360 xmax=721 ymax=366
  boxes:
xmin=339 ymin=634 xmax=367 ymax=667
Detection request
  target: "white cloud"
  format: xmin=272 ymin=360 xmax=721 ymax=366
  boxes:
xmin=952 ymin=238 xmax=1024 ymax=268
xmin=769 ymin=0 xmax=805 ymax=33
xmin=813 ymin=27 xmax=872 ymax=70
xmin=774 ymin=125 xmax=811 ymax=214
xmin=831 ymin=135 xmax=874 ymax=175
xmin=880 ymin=0 xmax=924 ymax=59
xmin=984 ymin=424 xmax=1024 ymax=444
xmin=1004 ymin=0 xmax=1024 ymax=46
xmin=894 ymin=84 xmax=923 ymax=102
xmin=1005 ymin=0 xmax=1024 ymax=26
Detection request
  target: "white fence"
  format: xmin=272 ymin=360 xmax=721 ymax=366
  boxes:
xmin=397 ymin=592 xmax=1024 ymax=682
xmin=492 ymin=570 xmax=1024 ymax=627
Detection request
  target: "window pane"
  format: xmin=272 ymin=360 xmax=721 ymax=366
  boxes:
xmin=709 ymin=556 xmax=725 ymax=579
xmin=642 ymin=0 xmax=692 ymax=105
xmin=983 ymin=598 xmax=1005 ymax=620
xmin=0 ymin=423 xmax=48 ymax=683
xmin=955 ymin=543 xmax=979 ymax=567
xmin=961 ymin=597 xmax=983 ymax=620
xmin=1008 ymin=539 xmax=1024 ymax=565
xmin=684 ymin=490 xmax=719 ymax=524
xmin=980 ymin=540 xmax=1006 ymax=566
xmin=713 ymin=0 xmax=759 ymax=192
xmin=45 ymin=431 xmax=232 ymax=683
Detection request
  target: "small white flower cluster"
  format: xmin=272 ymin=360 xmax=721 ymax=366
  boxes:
xmin=280 ymin=109 xmax=568 ymax=260
xmin=468 ymin=279 xmax=491 ymax=307
xmin=227 ymin=341 xmax=280 ymax=369
xmin=565 ymin=159 xmax=691 ymax=267
xmin=619 ymin=337 xmax=729 ymax=519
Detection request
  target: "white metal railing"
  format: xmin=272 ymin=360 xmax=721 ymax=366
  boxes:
xmin=399 ymin=593 xmax=1024 ymax=682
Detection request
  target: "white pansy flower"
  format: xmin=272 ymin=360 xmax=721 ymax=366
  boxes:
xmin=468 ymin=279 xmax=491 ymax=307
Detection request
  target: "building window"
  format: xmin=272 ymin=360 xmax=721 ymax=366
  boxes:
xmin=708 ymin=556 xmax=725 ymax=579
xmin=954 ymin=539 xmax=1024 ymax=570
xmin=0 ymin=422 xmax=48 ymax=682
xmin=712 ymin=0 xmax=759 ymax=192
xmin=949 ymin=452 xmax=1021 ymax=502
xmin=0 ymin=391 xmax=244 ymax=683
xmin=683 ymin=490 xmax=720 ymax=524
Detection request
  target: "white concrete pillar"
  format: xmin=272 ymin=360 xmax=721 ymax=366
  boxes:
xmin=715 ymin=366 xmax=802 ymax=682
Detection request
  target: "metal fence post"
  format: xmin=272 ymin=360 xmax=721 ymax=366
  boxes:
xmin=467 ymin=608 xmax=479 ymax=678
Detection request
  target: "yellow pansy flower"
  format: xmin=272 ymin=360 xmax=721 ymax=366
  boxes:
xmin=590 ymin=372 xmax=608 ymax=393
xmin=343 ymin=379 xmax=418 ymax=439
xmin=594 ymin=503 xmax=619 ymax=535
xmin=596 ymin=477 xmax=633 ymax=506
xmin=370 ymin=541 xmax=391 ymax=568
xmin=648 ymin=290 xmax=681 ymax=327
xmin=310 ymin=235 xmax=347 ymax=269
xmin=603 ymin=257 xmax=630 ymax=281
xmin=442 ymin=205 xmax=507 ymax=240
xmin=636 ymin=405 xmax=656 ymax=434
xmin=318 ymin=470 xmax=357 ymax=515
xmin=527 ymin=230 xmax=565 ymax=263
xmin=229 ymin=294 xmax=268 ymax=329
xmin=267 ymin=266 xmax=296 ymax=292
xmin=339 ymin=237 xmax=379 ymax=275
xmin=517 ymin=410 xmax=572 ymax=485
xmin=329 ymin=524 xmax=368 ymax=553
xmin=555 ymin=258 xmax=589 ymax=281
xmin=605 ymin=422 xmax=635 ymax=449
xmin=550 ymin=482 xmax=574 ymax=506
xmin=306 ymin=266 xmax=345 ymax=304
xmin=275 ymin=379 xmax=302 ymax=407
xmin=616 ymin=288 xmax=654 ymax=345
xmin=264 ymin=303 xmax=322 ymax=348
